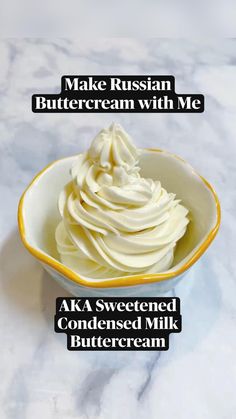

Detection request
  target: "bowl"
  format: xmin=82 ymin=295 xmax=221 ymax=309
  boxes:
xmin=18 ymin=149 xmax=220 ymax=297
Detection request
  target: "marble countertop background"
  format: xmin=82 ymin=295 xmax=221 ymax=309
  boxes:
xmin=0 ymin=39 xmax=236 ymax=419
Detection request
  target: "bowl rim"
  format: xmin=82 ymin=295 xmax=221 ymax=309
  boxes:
xmin=18 ymin=148 xmax=221 ymax=289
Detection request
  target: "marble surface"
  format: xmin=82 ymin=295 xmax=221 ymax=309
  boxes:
xmin=1 ymin=2 xmax=236 ymax=38
xmin=0 ymin=39 xmax=236 ymax=419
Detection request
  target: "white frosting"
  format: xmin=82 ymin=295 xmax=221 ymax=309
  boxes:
xmin=55 ymin=123 xmax=189 ymax=279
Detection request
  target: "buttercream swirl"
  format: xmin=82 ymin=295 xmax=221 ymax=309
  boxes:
xmin=55 ymin=123 xmax=189 ymax=279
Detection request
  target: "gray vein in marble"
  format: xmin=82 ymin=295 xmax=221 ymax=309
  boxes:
xmin=75 ymin=368 xmax=116 ymax=418
xmin=137 ymin=352 xmax=161 ymax=401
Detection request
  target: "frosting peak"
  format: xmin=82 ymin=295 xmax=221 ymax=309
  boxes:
xmin=88 ymin=123 xmax=139 ymax=174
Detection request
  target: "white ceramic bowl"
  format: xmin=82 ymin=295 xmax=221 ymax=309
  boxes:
xmin=18 ymin=149 xmax=220 ymax=297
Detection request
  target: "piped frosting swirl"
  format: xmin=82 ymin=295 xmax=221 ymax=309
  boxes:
xmin=55 ymin=123 xmax=189 ymax=279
